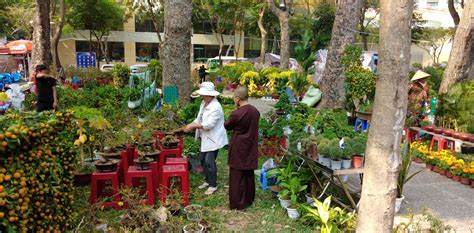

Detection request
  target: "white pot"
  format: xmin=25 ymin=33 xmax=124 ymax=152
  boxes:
xmin=342 ymin=159 xmax=352 ymax=169
xmin=395 ymin=195 xmax=405 ymax=213
xmin=286 ymin=207 xmax=300 ymax=219
xmin=127 ymin=98 xmax=142 ymax=109
xmin=278 ymin=197 xmax=291 ymax=208
xmin=340 ymin=175 xmax=349 ymax=183
xmin=305 ymin=193 xmax=314 ymax=204
xmin=330 ymin=159 xmax=342 ymax=170
xmin=183 ymin=223 xmax=204 ymax=233
xmin=319 ymin=155 xmax=331 ymax=167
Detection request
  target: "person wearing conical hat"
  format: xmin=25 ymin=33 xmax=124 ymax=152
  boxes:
xmin=407 ymin=70 xmax=431 ymax=126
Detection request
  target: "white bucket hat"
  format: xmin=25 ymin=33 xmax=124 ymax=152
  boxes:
xmin=196 ymin=82 xmax=220 ymax=96
xmin=410 ymin=70 xmax=431 ymax=82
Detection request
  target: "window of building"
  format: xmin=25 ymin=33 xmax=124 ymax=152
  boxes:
xmin=135 ymin=18 xmax=156 ymax=32
xmin=427 ymin=0 xmax=438 ymax=7
xmin=75 ymin=41 xmax=124 ymax=62
xmin=136 ymin=43 xmax=159 ymax=62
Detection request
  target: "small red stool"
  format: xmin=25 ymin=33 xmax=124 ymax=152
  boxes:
xmin=430 ymin=135 xmax=448 ymax=152
xmin=159 ymin=164 xmax=190 ymax=206
xmin=90 ymin=160 xmax=123 ymax=209
xmin=123 ymin=151 xmax=156 ymax=206
xmin=405 ymin=128 xmax=420 ymax=143
xmin=166 ymin=157 xmax=188 ymax=170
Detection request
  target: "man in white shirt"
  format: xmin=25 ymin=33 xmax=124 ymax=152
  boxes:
xmin=184 ymin=82 xmax=228 ymax=195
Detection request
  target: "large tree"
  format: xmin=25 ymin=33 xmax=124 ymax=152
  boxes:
xmin=32 ymin=0 xmax=52 ymax=68
xmin=51 ymin=0 xmax=66 ymax=71
xmin=318 ymin=0 xmax=362 ymax=109
xmin=162 ymin=0 xmax=192 ymax=100
xmin=447 ymin=0 xmax=464 ymax=27
xmin=439 ymin=0 xmax=473 ymax=94
xmin=356 ymin=0 xmax=413 ymax=231
xmin=265 ymin=0 xmax=292 ymax=70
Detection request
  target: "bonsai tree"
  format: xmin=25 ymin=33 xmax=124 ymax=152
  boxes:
xmin=274 ymin=92 xmax=291 ymax=111
xmin=342 ymin=143 xmax=353 ymax=160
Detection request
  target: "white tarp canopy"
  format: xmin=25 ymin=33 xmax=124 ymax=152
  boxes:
xmin=249 ymin=53 xmax=301 ymax=71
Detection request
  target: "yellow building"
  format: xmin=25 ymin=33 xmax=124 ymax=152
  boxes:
xmin=58 ymin=15 xmax=245 ymax=68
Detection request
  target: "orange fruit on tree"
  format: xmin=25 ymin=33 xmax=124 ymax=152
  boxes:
xmin=0 ymin=212 xmax=4 ymax=219
xmin=3 ymin=175 xmax=11 ymax=182
xmin=13 ymin=172 xmax=21 ymax=179
xmin=1 ymin=141 xmax=7 ymax=147
xmin=0 ymin=185 xmax=3 ymax=192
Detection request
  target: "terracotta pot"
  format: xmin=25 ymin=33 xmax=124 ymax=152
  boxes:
xmin=425 ymin=164 xmax=433 ymax=170
xmin=446 ymin=171 xmax=454 ymax=178
xmin=459 ymin=133 xmax=470 ymax=141
xmin=424 ymin=125 xmax=434 ymax=132
xmin=352 ymin=155 xmax=364 ymax=168
xmin=452 ymin=174 xmax=461 ymax=182
xmin=438 ymin=168 xmax=446 ymax=176
xmin=279 ymin=136 xmax=287 ymax=149
xmin=433 ymin=127 xmax=443 ymax=134
xmin=444 ymin=129 xmax=455 ymax=137
xmin=414 ymin=158 xmax=424 ymax=164
xmin=452 ymin=132 xmax=463 ymax=139
xmin=471 ymin=180 xmax=474 ymax=188
xmin=433 ymin=166 xmax=440 ymax=173
xmin=469 ymin=135 xmax=474 ymax=143
xmin=460 ymin=177 xmax=471 ymax=185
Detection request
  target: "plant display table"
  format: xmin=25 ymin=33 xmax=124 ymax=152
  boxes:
xmin=407 ymin=127 xmax=474 ymax=152
xmin=299 ymin=155 xmax=363 ymax=211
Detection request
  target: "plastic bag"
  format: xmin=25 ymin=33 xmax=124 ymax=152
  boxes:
xmin=6 ymin=84 xmax=24 ymax=110
xmin=260 ymin=159 xmax=277 ymax=190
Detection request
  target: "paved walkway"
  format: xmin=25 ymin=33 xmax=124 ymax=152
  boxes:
xmin=244 ymin=95 xmax=474 ymax=231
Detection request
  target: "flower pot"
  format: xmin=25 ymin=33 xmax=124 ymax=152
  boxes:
xmin=452 ymin=174 xmax=461 ymax=182
xmin=286 ymin=206 xmax=300 ymax=219
xmin=444 ymin=129 xmax=454 ymax=137
xmin=433 ymin=127 xmax=443 ymax=134
xmin=395 ymin=195 xmax=405 ymax=213
xmin=97 ymin=150 xmax=123 ymax=160
xmin=460 ymin=177 xmax=470 ymax=185
xmin=330 ymin=160 xmax=342 ymax=170
xmin=425 ymin=164 xmax=433 ymax=170
xmin=163 ymin=142 xmax=179 ymax=149
xmin=184 ymin=205 xmax=202 ymax=222
xmin=138 ymin=149 xmax=160 ymax=161
xmin=127 ymin=98 xmax=142 ymax=109
xmin=452 ymin=132 xmax=463 ymax=139
xmin=74 ymin=172 xmax=92 ymax=186
xmin=446 ymin=171 xmax=454 ymax=178
xmin=278 ymin=197 xmax=291 ymax=208
xmin=459 ymin=133 xmax=470 ymax=141
xmin=469 ymin=135 xmax=474 ymax=143
xmin=133 ymin=158 xmax=153 ymax=170
xmin=340 ymin=175 xmax=349 ymax=183
xmin=352 ymin=155 xmax=364 ymax=168
xmin=438 ymin=168 xmax=446 ymax=176
xmin=279 ymin=136 xmax=287 ymax=149
xmin=433 ymin=166 xmax=440 ymax=173
xmin=305 ymin=193 xmax=314 ymax=205
xmin=183 ymin=223 xmax=204 ymax=233
xmin=319 ymin=155 xmax=331 ymax=168
xmin=423 ymin=125 xmax=434 ymax=132
xmin=414 ymin=158 xmax=424 ymax=164
xmin=94 ymin=160 xmax=119 ymax=173
xmin=471 ymin=180 xmax=474 ymax=188
xmin=275 ymin=109 xmax=285 ymax=116
xmin=342 ymin=159 xmax=352 ymax=169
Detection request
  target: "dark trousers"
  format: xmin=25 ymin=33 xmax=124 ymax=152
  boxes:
xmin=199 ymin=75 xmax=205 ymax=83
xmin=229 ymin=168 xmax=255 ymax=210
xmin=36 ymin=103 xmax=53 ymax=112
xmin=200 ymin=150 xmax=218 ymax=187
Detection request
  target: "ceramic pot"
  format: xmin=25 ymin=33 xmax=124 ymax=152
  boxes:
xmin=286 ymin=206 xmax=300 ymax=219
xmin=452 ymin=175 xmax=461 ymax=182
xmin=305 ymin=193 xmax=314 ymax=205
xmin=433 ymin=127 xmax=443 ymax=134
xmin=433 ymin=166 xmax=440 ymax=173
xmin=459 ymin=133 xmax=470 ymax=141
xmin=425 ymin=164 xmax=433 ymax=170
xmin=183 ymin=223 xmax=204 ymax=233
xmin=330 ymin=160 xmax=342 ymax=170
xmin=471 ymin=180 xmax=474 ymax=188
xmin=278 ymin=197 xmax=291 ymax=208
xmin=446 ymin=171 xmax=454 ymax=178
xmin=444 ymin=129 xmax=455 ymax=137
xmin=461 ymin=144 xmax=474 ymax=154
xmin=438 ymin=169 xmax=446 ymax=176
xmin=423 ymin=125 xmax=434 ymax=132
xmin=460 ymin=177 xmax=471 ymax=185
xmin=342 ymin=159 xmax=352 ymax=169
xmin=414 ymin=158 xmax=424 ymax=164
xmin=319 ymin=155 xmax=331 ymax=168
xmin=452 ymin=132 xmax=463 ymax=139
xmin=469 ymin=135 xmax=474 ymax=143
xmin=352 ymin=155 xmax=364 ymax=168
xmin=395 ymin=195 xmax=405 ymax=213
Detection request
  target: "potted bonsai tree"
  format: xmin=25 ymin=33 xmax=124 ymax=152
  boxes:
xmin=94 ymin=157 xmax=120 ymax=172
xmin=273 ymin=92 xmax=290 ymax=115
xmin=328 ymin=139 xmax=343 ymax=170
xmin=351 ymin=138 xmax=366 ymax=168
xmin=317 ymin=139 xmax=331 ymax=167
xmin=161 ymin=134 xmax=180 ymax=149
xmin=341 ymin=139 xmax=353 ymax=169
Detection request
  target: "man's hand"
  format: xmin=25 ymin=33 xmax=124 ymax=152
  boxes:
xmin=53 ymin=101 xmax=58 ymax=110
xmin=184 ymin=123 xmax=196 ymax=133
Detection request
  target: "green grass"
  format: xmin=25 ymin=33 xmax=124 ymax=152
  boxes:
xmin=72 ymin=149 xmax=315 ymax=232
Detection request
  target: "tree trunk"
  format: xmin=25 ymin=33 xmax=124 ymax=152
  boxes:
xmin=266 ymin=0 xmax=291 ymax=70
xmin=51 ymin=0 xmax=65 ymax=72
xmin=271 ymin=33 xmax=278 ymax=54
xmin=258 ymin=6 xmax=268 ymax=65
xmin=356 ymin=0 xmax=413 ymax=231
xmin=318 ymin=0 xmax=362 ymax=109
xmin=448 ymin=0 xmax=460 ymax=27
xmin=439 ymin=1 xmax=473 ymax=94
xmin=32 ymin=0 xmax=52 ymax=69
xmin=162 ymin=0 xmax=192 ymax=101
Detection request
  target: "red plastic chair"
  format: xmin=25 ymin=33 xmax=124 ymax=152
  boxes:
xmin=123 ymin=150 xmax=156 ymax=206
xmin=159 ymin=164 xmax=190 ymax=206
xmin=90 ymin=159 xmax=123 ymax=209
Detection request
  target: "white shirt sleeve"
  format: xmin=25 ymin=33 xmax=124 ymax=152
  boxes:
xmin=201 ymin=109 xmax=220 ymax=130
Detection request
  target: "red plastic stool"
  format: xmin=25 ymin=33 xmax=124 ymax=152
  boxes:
xmin=430 ymin=135 xmax=448 ymax=152
xmin=159 ymin=164 xmax=190 ymax=206
xmin=90 ymin=161 xmax=122 ymax=209
xmin=123 ymin=151 xmax=156 ymax=206
xmin=405 ymin=128 xmax=420 ymax=143
xmin=166 ymin=157 xmax=188 ymax=170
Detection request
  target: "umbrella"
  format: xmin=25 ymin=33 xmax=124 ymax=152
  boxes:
xmin=6 ymin=40 xmax=33 ymax=54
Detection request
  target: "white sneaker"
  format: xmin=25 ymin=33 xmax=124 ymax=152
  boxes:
xmin=198 ymin=182 xmax=209 ymax=189
xmin=204 ymin=186 xmax=217 ymax=195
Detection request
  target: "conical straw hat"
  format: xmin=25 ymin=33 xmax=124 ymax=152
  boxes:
xmin=410 ymin=70 xmax=431 ymax=82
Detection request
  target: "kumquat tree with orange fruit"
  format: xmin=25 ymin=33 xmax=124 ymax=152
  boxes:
xmin=0 ymin=110 xmax=79 ymax=232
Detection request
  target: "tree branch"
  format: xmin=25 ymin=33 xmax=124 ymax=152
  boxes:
xmin=448 ymin=0 xmax=460 ymax=26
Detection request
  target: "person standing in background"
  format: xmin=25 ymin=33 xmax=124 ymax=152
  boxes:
xmin=34 ymin=64 xmax=58 ymax=112
xmin=224 ymin=86 xmax=260 ymax=210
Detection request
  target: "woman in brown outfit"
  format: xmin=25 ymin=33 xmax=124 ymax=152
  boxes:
xmin=224 ymin=86 xmax=260 ymax=210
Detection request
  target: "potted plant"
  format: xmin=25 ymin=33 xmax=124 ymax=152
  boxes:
xmin=341 ymin=139 xmax=353 ymax=169
xmin=183 ymin=223 xmax=204 ymax=233
xmin=267 ymin=161 xmax=297 ymax=208
xmin=327 ymin=139 xmax=343 ymax=170
xmin=302 ymin=196 xmax=356 ymax=232
xmin=351 ymin=139 xmax=366 ymax=168
xmin=273 ymin=92 xmax=290 ymax=115
xmin=94 ymin=157 xmax=120 ymax=172
xmin=161 ymin=134 xmax=180 ymax=149
xmin=317 ymin=140 xmax=331 ymax=168
xmin=74 ymin=164 xmax=95 ymax=186
xmin=164 ymin=189 xmax=183 ymax=216
xmin=396 ymin=142 xmax=422 ymax=213
xmin=183 ymin=136 xmax=203 ymax=173
xmin=280 ymin=176 xmax=307 ymax=219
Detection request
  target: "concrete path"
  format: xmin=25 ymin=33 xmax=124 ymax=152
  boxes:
xmin=244 ymin=95 xmax=474 ymax=231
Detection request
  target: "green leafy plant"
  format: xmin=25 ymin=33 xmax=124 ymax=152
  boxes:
xmin=398 ymin=142 xmax=422 ymax=198
xmin=112 ymin=63 xmax=131 ymax=88
xmin=279 ymin=176 xmax=307 ymax=204
xmin=147 ymin=59 xmax=163 ymax=87
xmin=183 ymin=136 xmax=200 ymax=158
xmin=302 ymin=196 xmax=356 ymax=232
xmin=274 ymin=92 xmax=291 ymax=110
xmin=288 ymin=72 xmax=310 ymax=98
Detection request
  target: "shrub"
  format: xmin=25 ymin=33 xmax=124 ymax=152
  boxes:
xmin=147 ymin=59 xmax=163 ymax=87
xmin=112 ymin=64 xmax=131 ymax=88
